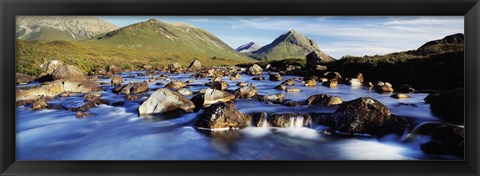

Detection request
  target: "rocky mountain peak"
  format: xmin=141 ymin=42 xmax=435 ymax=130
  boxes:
xmin=16 ymin=16 xmax=118 ymax=41
xmin=236 ymin=42 xmax=261 ymax=53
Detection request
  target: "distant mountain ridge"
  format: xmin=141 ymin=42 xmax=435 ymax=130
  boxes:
xmin=236 ymin=42 xmax=261 ymax=53
xmin=249 ymin=30 xmax=333 ymax=61
xmin=16 ymin=16 xmax=118 ymax=41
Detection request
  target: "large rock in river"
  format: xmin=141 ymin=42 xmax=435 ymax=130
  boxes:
xmin=51 ymin=65 xmax=88 ymax=81
xmin=164 ymin=81 xmax=187 ymax=90
xmin=424 ymin=88 xmax=464 ymax=124
xmin=40 ymin=60 xmax=63 ymax=74
xmin=168 ymin=62 xmax=182 ymax=72
xmin=306 ymin=94 xmax=343 ymax=106
xmin=16 ymin=80 xmax=102 ymax=101
xmin=16 ymin=73 xmax=35 ymax=84
xmin=268 ymin=113 xmax=313 ymax=128
xmin=138 ymin=88 xmax=195 ymax=115
xmin=108 ymin=65 xmax=122 ymax=74
xmin=269 ymin=73 xmax=281 ymax=81
xmin=193 ymin=102 xmax=249 ymax=129
xmin=331 ymin=97 xmax=408 ymax=136
xmin=113 ymin=82 xmax=149 ymax=95
xmin=405 ymin=122 xmax=464 ymax=157
xmin=233 ymin=84 xmax=258 ymax=99
xmin=187 ymin=60 xmax=203 ymax=72
xmin=246 ymin=64 xmax=263 ymax=75
xmin=204 ymin=88 xmax=235 ymax=106
xmin=111 ymin=75 xmax=124 ymax=86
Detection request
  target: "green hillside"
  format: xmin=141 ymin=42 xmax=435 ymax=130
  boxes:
xmin=16 ymin=19 xmax=254 ymax=75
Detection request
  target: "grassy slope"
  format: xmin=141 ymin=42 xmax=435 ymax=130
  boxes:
xmin=16 ymin=20 xmax=254 ymax=75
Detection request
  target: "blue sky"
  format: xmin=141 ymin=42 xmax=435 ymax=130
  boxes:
xmin=100 ymin=16 xmax=463 ymax=58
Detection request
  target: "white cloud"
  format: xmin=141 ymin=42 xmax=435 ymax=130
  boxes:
xmin=190 ymin=18 xmax=210 ymax=23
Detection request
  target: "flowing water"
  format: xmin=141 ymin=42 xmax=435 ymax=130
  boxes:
xmin=16 ymin=71 xmax=460 ymax=160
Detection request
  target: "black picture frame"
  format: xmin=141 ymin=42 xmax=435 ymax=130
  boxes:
xmin=1 ymin=0 xmax=479 ymax=175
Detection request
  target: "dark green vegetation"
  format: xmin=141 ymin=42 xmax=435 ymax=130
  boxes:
xmin=249 ymin=30 xmax=332 ymax=61
xmin=325 ymin=34 xmax=464 ymax=90
xmin=245 ymin=33 xmax=464 ymax=91
xmin=16 ymin=19 xmax=254 ymax=75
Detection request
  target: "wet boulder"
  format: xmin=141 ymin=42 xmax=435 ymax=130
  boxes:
xmin=111 ymin=75 xmax=124 ymax=86
xmin=397 ymin=84 xmax=415 ymax=93
xmin=94 ymin=67 xmax=107 ymax=75
xmin=258 ymin=93 xmax=285 ymax=104
xmin=177 ymin=88 xmax=193 ymax=96
xmin=356 ymin=73 xmax=364 ymax=83
xmin=285 ymin=88 xmax=300 ymax=92
xmin=282 ymin=78 xmax=296 ymax=86
xmin=269 ymin=73 xmax=281 ymax=81
xmin=62 ymin=80 xmax=103 ymax=93
xmin=16 ymin=80 xmax=102 ymax=101
xmin=193 ymin=102 xmax=249 ymax=129
xmin=391 ymin=93 xmax=411 ymax=99
xmin=375 ymin=81 xmax=394 ymax=93
xmin=113 ymin=82 xmax=149 ymax=95
xmin=16 ymin=73 xmax=35 ymax=84
xmin=306 ymin=94 xmax=343 ymax=106
xmin=164 ymin=80 xmax=187 ymax=90
xmin=252 ymin=76 xmax=264 ymax=80
xmin=32 ymin=99 xmax=49 ymax=110
xmin=233 ymin=84 xmax=258 ymax=99
xmin=84 ymin=93 xmax=101 ymax=102
xmin=62 ymin=100 xmax=97 ymax=111
xmin=424 ymin=88 xmax=464 ymax=124
xmin=75 ymin=110 xmax=94 ymax=118
xmin=274 ymin=84 xmax=286 ymax=90
xmin=143 ymin=65 xmax=153 ymax=70
xmin=324 ymin=72 xmax=342 ymax=81
xmin=331 ymin=97 xmax=408 ymax=136
xmin=187 ymin=60 xmax=203 ymax=72
xmin=236 ymin=82 xmax=248 ymax=87
xmin=138 ymin=88 xmax=195 ymax=115
xmin=284 ymin=101 xmax=303 ymax=107
xmin=303 ymin=79 xmax=317 ymax=87
xmin=126 ymin=95 xmax=142 ymax=101
xmin=168 ymin=62 xmax=182 ymax=72
xmin=268 ymin=113 xmax=313 ymax=128
xmin=204 ymin=88 xmax=235 ymax=106
xmin=246 ymin=64 xmax=263 ymax=75
xmin=108 ymin=65 xmax=122 ymax=74
xmin=84 ymin=93 xmax=108 ymax=105
xmin=322 ymin=80 xmax=338 ymax=88
xmin=345 ymin=78 xmax=362 ymax=86
xmin=51 ymin=65 xmax=88 ymax=81
xmin=211 ymin=81 xmax=228 ymax=91
xmin=406 ymin=122 xmax=464 ymax=157
xmin=40 ymin=60 xmax=63 ymax=74
xmin=249 ymin=112 xmax=268 ymax=127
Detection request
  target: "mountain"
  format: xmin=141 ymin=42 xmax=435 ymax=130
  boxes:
xmin=95 ymin=19 xmax=252 ymax=63
xmin=249 ymin=30 xmax=333 ymax=61
xmin=236 ymin=42 xmax=261 ymax=53
xmin=16 ymin=16 xmax=119 ymax=41
xmin=16 ymin=19 xmax=254 ymax=75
